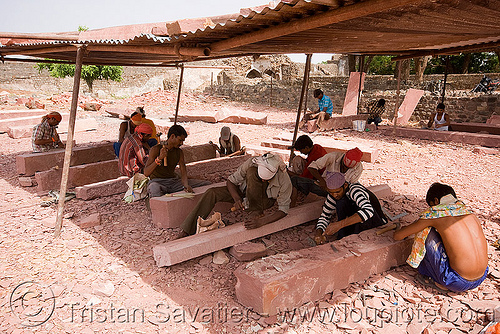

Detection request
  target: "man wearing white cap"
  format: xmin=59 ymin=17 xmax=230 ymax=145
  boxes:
xmin=314 ymin=171 xmax=387 ymax=245
xmin=209 ymin=126 xmax=243 ymax=157
xmin=177 ymin=153 xmax=292 ymax=238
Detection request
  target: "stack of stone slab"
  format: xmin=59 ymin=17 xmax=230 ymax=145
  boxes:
xmin=449 ymin=122 xmax=500 ymax=136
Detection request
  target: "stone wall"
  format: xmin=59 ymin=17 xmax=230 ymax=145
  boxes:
xmin=208 ymin=74 xmax=500 ymax=123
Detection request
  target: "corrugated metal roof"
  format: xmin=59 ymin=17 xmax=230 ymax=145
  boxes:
xmin=1 ymin=0 xmax=500 ymax=66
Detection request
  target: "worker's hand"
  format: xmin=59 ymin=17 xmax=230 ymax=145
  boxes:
xmin=184 ymin=185 xmax=194 ymax=193
xmin=314 ymin=229 xmax=326 ymax=245
xmin=324 ymin=221 xmax=342 ymax=236
xmin=316 ymin=178 xmax=327 ymax=191
xmin=233 ymin=198 xmax=245 ymax=211
xmin=158 ymin=145 xmax=168 ymax=160
xmin=52 ymin=133 xmax=60 ymax=143
xmin=244 ymin=213 xmax=265 ymax=229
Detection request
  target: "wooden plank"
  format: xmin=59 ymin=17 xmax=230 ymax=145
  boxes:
xmin=153 ymin=184 xmax=392 ymax=267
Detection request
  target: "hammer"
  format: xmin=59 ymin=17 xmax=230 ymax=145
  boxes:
xmin=376 ymin=222 xmax=401 ymax=235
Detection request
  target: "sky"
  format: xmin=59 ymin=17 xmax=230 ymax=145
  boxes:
xmin=0 ymin=0 xmax=333 ymax=63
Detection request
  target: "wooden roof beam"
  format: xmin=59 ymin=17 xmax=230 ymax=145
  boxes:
xmin=87 ymin=44 xmax=211 ymax=57
xmin=210 ymin=0 xmax=429 ymax=52
xmin=0 ymin=32 xmax=78 ymax=41
xmin=392 ymin=40 xmax=500 ymax=61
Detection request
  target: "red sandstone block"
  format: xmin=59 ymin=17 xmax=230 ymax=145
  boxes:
xmin=150 ymin=182 xmax=230 ymax=229
xmin=182 ymin=143 xmax=217 ymax=163
xmin=16 ymin=142 xmax=115 ymax=176
xmin=234 ymin=231 xmax=413 ymax=315
xmin=152 ymin=184 xmax=392 ymax=267
xmin=321 ymin=114 xmax=369 ymax=131
xmin=473 ymin=146 xmax=499 ymax=155
xmin=229 ymin=242 xmax=268 ymax=262
xmin=75 ymin=176 xmax=129 ymax=200
xmin=450 ymin=122 xmax=500 ymax=135
xmin=217 ymin=107 xmax=268 ymax=125
xmin=35 ymin=159 xmax=120 ymax=192
xmin=0 ymin=113 xmax=69 ymax=132
xmin=153 ymin=200 xmax=325 ymax=267
xmin=379 ymin=126 xmax=500 ymax=148
xmin=18 ymin=176 xmax=36 ymax=187
xmin=185 ymin=154 xmax=251 ymax=179
xmin=8 ymin=118 xmax=97 ymax=139
xmin=0 ymin=109 xmax=46 ymax=120
xmin=487 ymin=115 xmax=500 ymax=125
xmin=76 ymin=213 xmax=101 ymax=228
xmin=245 ymin=145 xmax=293 ymax=162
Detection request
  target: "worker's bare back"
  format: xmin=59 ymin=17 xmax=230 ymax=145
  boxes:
xmin=430 ymin=214 xmax=488 ymax=280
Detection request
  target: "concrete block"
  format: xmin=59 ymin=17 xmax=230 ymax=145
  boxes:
xmin=234 ymin=231 xmax=413 ymax=315
xmin=75 ymin=176 xmax=129 ymax=200
xmin=0 ymin=109 xmax=46 ymax=120
xmin=379 ymin=126 xmax=500 ymax=148
xmin=16 ymin=142 xmax=115 ymax=176
xmin=0 ymin=113 xmax=69 ymax=132
xmin=150 ymin=182 xmax=230 ymax=228
xmin=35 ymin=159 xmax=120 ymax=192
xmin=261 ymin=138 xmax=379 ymax=163
xmin=152 ymin=184 xmax=391 ymax=267
xmin=7 ymin=118 xmax=98 ymax=139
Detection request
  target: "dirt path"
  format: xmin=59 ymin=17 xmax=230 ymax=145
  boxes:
xmin=0 ymin=89 xmax=499 ymax=333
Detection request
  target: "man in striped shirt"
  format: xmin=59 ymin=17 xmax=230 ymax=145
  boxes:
xmin=314 ymin=171 xmax=387 ymax=245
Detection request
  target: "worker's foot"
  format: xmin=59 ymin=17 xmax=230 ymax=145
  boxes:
xmin=172 ymin=230 xmax=189 ymax=240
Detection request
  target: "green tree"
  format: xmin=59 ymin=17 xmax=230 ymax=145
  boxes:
xmin=367 ymin=56 xmax=397 ymax=75
xmin=35 ymin=25 xmax=123 ymax=92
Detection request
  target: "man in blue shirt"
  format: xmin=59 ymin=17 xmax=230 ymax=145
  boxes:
xmin=301 ymin=89 xmax=334 ymax=130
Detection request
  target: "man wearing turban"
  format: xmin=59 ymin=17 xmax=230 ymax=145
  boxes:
xmin=118 ymin=123 xmax=153 ymax=177
xmin=32 ymin=112 xmax=65 ymax=152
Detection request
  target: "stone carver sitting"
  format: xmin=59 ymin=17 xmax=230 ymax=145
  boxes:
xmin=177 ymin=153 xmax=292 ymax=239
xmin=394 ymin=183 xmax=488 ymax=292
xmin=118 ymin=123 xmax=152 ymax=177
xmin=209 ymin=126 xmax=244 ymax=157
xmin=427 ymin=103 xmax=450 ymax=131
xmin=32 ymin=112 xmax=65 ymax=152
xmin=314 ymin=171 xmax=387 ymax=245
xmin=144 ymin=124 xmax=209 ymax=198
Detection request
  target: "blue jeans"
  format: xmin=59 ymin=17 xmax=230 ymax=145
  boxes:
xmin=418 ymin=228 xmax=488 ymax=292
xmin=290 ymin=176 xmax=328 ymax=197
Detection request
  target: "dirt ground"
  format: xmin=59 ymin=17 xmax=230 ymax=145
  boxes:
xmin=0 ymin=88 xmax=499 ymax=334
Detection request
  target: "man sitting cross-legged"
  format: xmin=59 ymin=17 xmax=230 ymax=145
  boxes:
xmin=394 ymin=183 xmax=488 ymax=292
xmin=176 ymin=153 xmax=292 ymax=239
xmin=144 ymin=124 xmax=210 ymax=198
xmin=314 ymin=171 xmax=387 ymax=245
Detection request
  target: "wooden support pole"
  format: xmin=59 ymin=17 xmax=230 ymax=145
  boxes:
xmin=174 ymin=64 xmax=185 ymax=125
xmin=270 ymin=75 xmax=273 ymax=107
xmin=290 ymin=54 xmax=312 ymax=164
xmin=441 ymin=56 xmax=449 ymax=104
xmin=392 ymin=60 xmax=402 ymax=134
xmin=54 ymin=46 xmax=84 ymax=238
xmin=356 ymin=56 xmax=365 ymax=115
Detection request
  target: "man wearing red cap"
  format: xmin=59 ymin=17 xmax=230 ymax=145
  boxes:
xmin=118 ymin=123 xmax=153 ymax=177
xmin=32 ymin=112 xmax=65 ymax=152
xmin=292 ymin=147 xmax=363 ymax=202
xmin=314 ymin=171 xmax=387 ymax=245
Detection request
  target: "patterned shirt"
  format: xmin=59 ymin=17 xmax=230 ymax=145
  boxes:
xmin=119 ymin=132 xmax=148 ymax=177
xmin=308 ymin=151 xmax=363 ymax=184
xmin=318 ymin=94 xmax=333 ymax=116
xmin=32 ymin=119 xmax=58 ymax=153
xmin=367 ymin=100 xmax=385 ymax=118
xmin=316 ymin=183 xmax=374 ymax=231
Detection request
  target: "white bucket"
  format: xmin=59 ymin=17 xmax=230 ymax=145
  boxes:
xmin=352 ymin=120 xmax=366 ymax=132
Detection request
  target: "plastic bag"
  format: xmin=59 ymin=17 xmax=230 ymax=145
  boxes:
xmin=123 ymin=173 xmax=149 ymax=203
